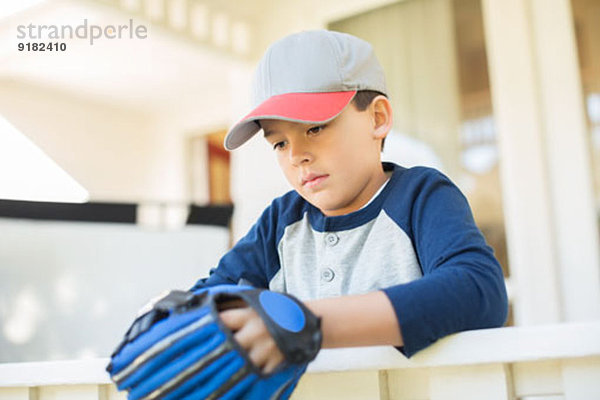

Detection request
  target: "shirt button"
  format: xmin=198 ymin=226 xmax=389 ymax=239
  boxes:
xmin=325 ymin=233 xmax=339 ymax=247
xmin=321 ymin=268 xmax=335 ymax=282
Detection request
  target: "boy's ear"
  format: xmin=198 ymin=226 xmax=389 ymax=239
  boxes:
xmin=370 ymin=96 xmax=393 ymax=140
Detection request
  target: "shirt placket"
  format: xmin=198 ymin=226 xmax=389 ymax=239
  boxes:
xmin=318 ymin=231 xmax=342 ymax=297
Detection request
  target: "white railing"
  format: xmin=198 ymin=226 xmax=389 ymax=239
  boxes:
xmin=1 ymin=322 xmax=599 ymax=400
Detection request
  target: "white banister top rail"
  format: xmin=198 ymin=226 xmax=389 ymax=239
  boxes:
xmin=1 ymin=322 xmax=599 ymax=387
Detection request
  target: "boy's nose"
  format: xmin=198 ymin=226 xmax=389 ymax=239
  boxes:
xmin=288 ymin=141 xmax=313 ymax=166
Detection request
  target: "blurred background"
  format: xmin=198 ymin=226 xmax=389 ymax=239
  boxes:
xmin=0 ymin=0 xmax=598 ymax=363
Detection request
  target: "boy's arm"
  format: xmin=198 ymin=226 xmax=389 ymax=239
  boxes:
xmin=305 ymin=291 xmax=402 ymax=348
xmin=379 ymin=168 xmax=508 ymax=357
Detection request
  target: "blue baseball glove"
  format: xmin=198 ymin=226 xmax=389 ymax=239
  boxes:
xmin=106 ymin=285 xmax=322 ymax=399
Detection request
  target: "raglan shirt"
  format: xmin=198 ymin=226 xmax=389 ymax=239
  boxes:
xmin=191 ymin=162 xmax=508 ymax=357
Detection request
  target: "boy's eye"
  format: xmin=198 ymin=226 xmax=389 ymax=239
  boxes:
xmin=272 ymin=141 xmax=286 ymax=151
xmin=307 ymin=125 xmax=326 ymax=135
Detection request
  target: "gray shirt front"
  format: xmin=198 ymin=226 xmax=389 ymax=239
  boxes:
xmin=269 ymin=209 xmax=423 ymax=300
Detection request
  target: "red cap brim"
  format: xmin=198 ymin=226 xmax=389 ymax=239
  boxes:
xmin=225 ymin=91 xmax=356 ymax=150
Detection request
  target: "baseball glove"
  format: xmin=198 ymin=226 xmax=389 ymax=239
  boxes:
xmin=106 ymin=285 xmax=322 ymax=399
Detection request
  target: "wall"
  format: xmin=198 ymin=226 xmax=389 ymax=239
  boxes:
xmin=0 ymin=217 xmax=228 ymax=363
xmin=0 ymin=79 xmax=180 ymax=203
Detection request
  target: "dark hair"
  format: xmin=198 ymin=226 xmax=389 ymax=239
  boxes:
xmin=351 ymin=90 xmax=388 ymax=151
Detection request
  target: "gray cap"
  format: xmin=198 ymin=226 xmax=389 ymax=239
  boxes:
xmin=224 ymin=30 xmax=387 ymax=150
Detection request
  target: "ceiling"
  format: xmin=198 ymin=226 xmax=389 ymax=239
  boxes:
xmin=0 ymin=0 xmax=252 ymax=113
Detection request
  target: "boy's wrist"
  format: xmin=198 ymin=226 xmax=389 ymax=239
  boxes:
xmin=305 ymin=291 xmax=403 ymax=349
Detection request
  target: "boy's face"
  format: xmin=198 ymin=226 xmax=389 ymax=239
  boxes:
xmin=261 ymin=100 xmax=389 ymax=216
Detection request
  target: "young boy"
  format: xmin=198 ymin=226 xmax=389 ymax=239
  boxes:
xmin=191 ymin=30 xmax=508 ymax=374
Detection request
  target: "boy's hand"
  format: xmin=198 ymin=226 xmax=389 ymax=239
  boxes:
xmin=220 ymin=305 xmax=285 ymax=374
xmin=107 ymin=287 xmax=321 ymax=400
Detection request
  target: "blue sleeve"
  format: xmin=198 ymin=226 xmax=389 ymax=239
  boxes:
xmin=382 ymin=169 xmax=508 ymax=357
xmin=190 ymin=204 xmax=282 ymax=292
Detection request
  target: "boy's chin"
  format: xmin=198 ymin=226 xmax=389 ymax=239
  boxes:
xmin=296 ymin=189 xmax=353 ymax=215
xmin=300 ymin=195 xmax=334 ymax=214
xmin=309 ymin=199 xmax=354 ymax=217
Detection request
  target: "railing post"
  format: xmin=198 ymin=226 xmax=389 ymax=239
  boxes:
xmin=292 ymin=370 xmax=386 ymax=400
xmin=34 ymin=385 xmax=114 ymax=400
xmin=562 ymin=358 xmax=600 ymax=400
xmin=378 ymin=370 xmax=390 ymax=400
xmin=429 ymin=363 xmax=514 ymax=400
xmin=386 ymin=369 xmax=430 ymax=400
xmin=0 ymin=387 xmax=37 ymax=400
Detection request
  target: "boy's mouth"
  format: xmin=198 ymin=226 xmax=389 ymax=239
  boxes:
xmin=302 ymin=174 xmax=329 ymax=188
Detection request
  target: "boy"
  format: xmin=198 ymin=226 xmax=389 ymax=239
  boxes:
xmin=192 ymin=30 xmax=508 ymax=374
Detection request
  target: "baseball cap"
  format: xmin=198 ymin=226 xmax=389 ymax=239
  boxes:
xmin=224 ymin=30 xmax=387 ymax=150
